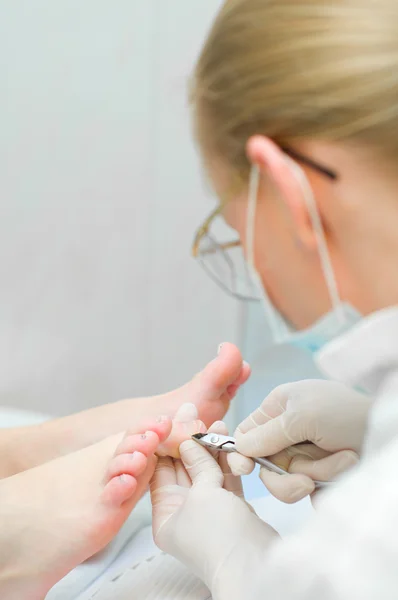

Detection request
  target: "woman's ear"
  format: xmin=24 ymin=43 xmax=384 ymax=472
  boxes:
xmin=246 ymin=135 xmax=319 ymax=250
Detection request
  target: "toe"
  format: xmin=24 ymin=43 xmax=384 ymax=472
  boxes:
xmin=120 ymin=417 xmax=172 ymax=446
xmin=116 ymin=431 xmax=160 ymax=458
xmin=105 ymin=451 xmax=147 ymax=484
xmin=151 ymin=416 xmax=173 ymax=442
xmin=102 ymin=474 xmax=138 ymax=507
xmin=234 ymin=361 xmax=251 ymax=386
xmin=106 ymin=430 xmax=162 ymax=490
xmin=186 ymin=343 xmax=245 ymax=426
xmin=201 ymin=343 xmax=244 ymax=392
xmin=159 ymin=344 xmax=247 ymax=431
xmin=157 ymin=419 xmax=207 ymax=458
xmin=173 ymin=403 xmax=198 ymax=422
xmin=102 ymin=453 xmax=158 ymax=508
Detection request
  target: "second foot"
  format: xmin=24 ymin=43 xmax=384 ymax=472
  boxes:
xmin=0 ymin=419 xmax=171 ymax=600
xmin=155 ymin=342 xmax=251 ymax=427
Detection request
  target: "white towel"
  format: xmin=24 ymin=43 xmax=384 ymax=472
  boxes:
xmin=80 ymin=552 xmax=211 ymax=600
xmin=74 ymin=495 xmax=313 ymax=600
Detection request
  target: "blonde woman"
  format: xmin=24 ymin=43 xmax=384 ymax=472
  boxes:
xmin=151 ymin=1 xmax=398 ymax=598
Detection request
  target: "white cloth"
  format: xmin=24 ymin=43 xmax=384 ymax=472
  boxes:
xmin=76 ymin=496 xmax=313 ymax=600
xmin=316 ymin=306 xmax=398 ymax=455
xmin=78 ymin=551 xmax=210 ymax=600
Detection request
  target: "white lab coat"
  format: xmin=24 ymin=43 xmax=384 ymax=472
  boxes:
xmin=244 ymin=306 xmax=398 ymax=600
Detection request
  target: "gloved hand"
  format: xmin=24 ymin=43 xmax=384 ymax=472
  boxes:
xmin=150 ymin=422 xmax=277 ymax=600
xmin=228 ymin=380 xmax=372 ymax=503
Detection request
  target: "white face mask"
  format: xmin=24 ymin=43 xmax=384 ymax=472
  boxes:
xmin=246 ymin=160 xmax=362 ymax=354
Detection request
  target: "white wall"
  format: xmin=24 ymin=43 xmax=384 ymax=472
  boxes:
xmin=0 ymin=1 xmax=244 ymax=417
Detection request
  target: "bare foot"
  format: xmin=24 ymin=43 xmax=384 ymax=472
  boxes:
xmin=163 ymin=343 xmax=250 ymax=426
xmin=0 ymin=418 xmax=172 ymax=600
xmin=157 ymin=403 xmax=207 ymax=458
xmin=0 ymin=343 xmax=249 ymax=477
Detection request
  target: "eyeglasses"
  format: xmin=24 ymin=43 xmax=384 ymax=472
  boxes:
xmin=191 ymin=147 xmax=338 ymax=301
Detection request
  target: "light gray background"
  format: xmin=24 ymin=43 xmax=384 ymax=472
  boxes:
xmin=0 ymin=1 xmax=321 ymax=430
xmin=0 ymin=1 xmax=246 ymax=419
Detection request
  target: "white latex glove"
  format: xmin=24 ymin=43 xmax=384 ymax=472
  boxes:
xmin=150 ymin=422 xmax=277 ymax=600
xmin=228 ymin=380 xmax=372 ymax=503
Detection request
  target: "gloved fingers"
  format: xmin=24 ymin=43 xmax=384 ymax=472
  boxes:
xmin=173 ymin=402 xmax=199 ymax=422
xmin=207 ymin=421 xmax=244 ymax=497
xmin=208 ymin=420 xmax=229 ymax=435
xmin=150 ymin=457 xmax=181 ymax=511
xmin=289 ymin=449 xmax=359 ymax=482
xmin=260 ymin=444 xmax=357 ymax=490
xmin=259 ymin=468 xmax=315 ymax=504
xmin=235 ymin=410 xmax=312 ymax=458
xmin=227 ymin=452 xmax=255 ymax=476
xmin=151 ymin=456 xmax=177 ymax=489
xmin=150 ymin=458 xmax=188 ymax=511
xmin=150 ymin=457 xmax=188 ymax=544
xmin=174 ymin=458 xmax=191 ymax=488
xmin=219 ymin=447 xmax=244 ymax=498
xmin=266 ymin=444 xmax=330 ymax=474
xmin=235 ymin=404 xmax=273 ymax=436
xmin=207 ymin=420 xmax=229 ymax=458
xmin=285 ymin=443 xmax=330 ymax=461
xmin=235 ymin=384 xmax=290 ymax=435
xmin=222 ymin=462 xmax=244 ymax=497
xmin=180 ymin=439 xmax=224 ymax=489
xmin=232 ymin=434 xmax=325 ymax=479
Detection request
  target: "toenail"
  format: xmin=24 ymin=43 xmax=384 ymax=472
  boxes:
xmin=217 ymin=343 xmax=224 ymax=355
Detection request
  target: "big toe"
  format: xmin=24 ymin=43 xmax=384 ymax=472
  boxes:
xmin=102 ymin=474 xmax=138 ymax=507
xmin=102 ymin=454 xmax=158 ymax=508
xmin=202 ymin=343 xmax=244 ymax=391
xmin=189 ymin=343 xmax=248 ymax=424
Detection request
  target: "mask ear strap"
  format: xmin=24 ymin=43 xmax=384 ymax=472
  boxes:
xmin=246 ymin=165 xmax=288 ymax=342
xmin=285 ymin=156 xmax=345 ymax=324
xmin=247 ymin=165 xmax=260 ymax=267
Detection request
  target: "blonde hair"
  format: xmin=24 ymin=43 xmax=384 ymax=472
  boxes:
xmin=191 ymin=0 xmax=398 ymax=177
